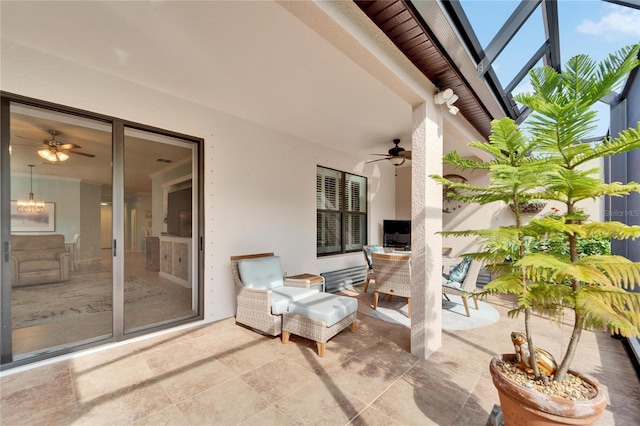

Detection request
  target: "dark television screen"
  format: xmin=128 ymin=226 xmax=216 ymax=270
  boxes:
xmin=167 ymin=188 xmax=192 ymax=237
xmin=383 ymin=220 xmax=411 ymax=249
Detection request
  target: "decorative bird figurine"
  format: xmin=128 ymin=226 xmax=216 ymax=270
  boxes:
xmin=511 ymin=331 xmax=558 ymax=377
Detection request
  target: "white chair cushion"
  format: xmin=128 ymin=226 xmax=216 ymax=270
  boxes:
xmin=238 ymin=256 xmax=284 ymax=290
xmin=287 ymin=293 xmax=357 ymax=327
xmin=271 ymin=286 xmax=319 ymax=315
xmin=442 ymin=276 xmax=462 ymax=289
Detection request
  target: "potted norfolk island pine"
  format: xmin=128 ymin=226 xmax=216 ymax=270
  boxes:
xmin=433 ymin=45 xmax=640 ymax=425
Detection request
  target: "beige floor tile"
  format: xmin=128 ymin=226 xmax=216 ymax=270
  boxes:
xmin=68 ymin=343 xmax=140 ymax=372
xmin=353 ymin=340 xmax=419 ymax=377
xmin=240 ymin=358 xmax=318 ymax=403
xmin=403 ymin=358 xmax=483 ymax=395
xmin=154 ymin=355 xmax=236 ymax=403
xmin=324 ymin=356 xmax=401 ymax=405
xmin=142 ymin=339 xmax=210 ymax=374
xmin=71 ymin=352 xmax=155 ymax=403
xmin=283 ymin=339 xmax=356 ymax=375
xmin=215 ymin=338 xmax=284 ymax=375
xmin=134 ymin=404 xmax=190 ymax=426
xmin=75 ymin=381 xmax=173 ymax=425
xmin=372 ymin=377 xmax=456 ymax=426
xmin=240 ymin=405 xmax=296 ymax=426
xmin=266 ymin=332 xmax=316 ymax=355
xmin=131 ymin=328 xmax=191 ymax=354
xmin=0 ymin=374 xmax=77 ymax=425
xmin=347 ymin=405 xmax=402 ymax=426
xmin=190 ymin=322 xmax=265 ymax=359
xmin=2 ymin=292 xmax=640 ymax=426
xmin=274 ymin=376 xmax=367 ymax=425
xmin=176 ymin=377 xmax=269 ymax=425
xmin=0 ymin=360 xmax=71 ymax=396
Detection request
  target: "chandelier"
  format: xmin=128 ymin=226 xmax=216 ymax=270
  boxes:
xmin=16 ymin=165 xmax=45 ymax=213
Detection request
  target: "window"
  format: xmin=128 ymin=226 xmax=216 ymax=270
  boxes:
xmin=317 ymin=166 xmax=367 ymax=255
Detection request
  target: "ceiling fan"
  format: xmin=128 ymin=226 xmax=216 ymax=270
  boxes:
xmin=366 ymin=139 xmax=412 ymax=166
xmin=37 ymin=130 xmax=96 ymax=162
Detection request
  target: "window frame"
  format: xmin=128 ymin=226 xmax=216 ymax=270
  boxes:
xmin=316 ymin=165 xmax=367 ymax=256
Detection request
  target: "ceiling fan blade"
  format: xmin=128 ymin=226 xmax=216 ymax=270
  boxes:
xmin=366 ymin=157 xmax=390 ymax=164
xmin=369 ymin=153 xmax=391 ymax=157
xmin=58 ymin=143 xmax=81 ymax=150
xmin=403 ymin=150 xmax=412 ymax=160
xmin=15 ymin=134 xmax=39 ymax=143
xmin=67 ymin=150 xmax=95 ymax=158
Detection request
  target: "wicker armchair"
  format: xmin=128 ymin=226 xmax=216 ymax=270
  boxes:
xmin=230 ymin=253 xmax=315 ymax=336
xmin=371 ymin=253 xmax=412 ymax=318
xmin=442 ymin=258 xmax=482 ymax=317
xmin=362 ymin=245 xmax=385 ymax=292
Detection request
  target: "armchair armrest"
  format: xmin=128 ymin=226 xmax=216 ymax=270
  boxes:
xmin=236 ymin=286 xmax=272 ymax=311
xmin=57 ymin=251 xmax=72 ymax=262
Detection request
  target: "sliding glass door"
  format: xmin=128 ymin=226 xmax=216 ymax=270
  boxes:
xmin=7 ymin=102 xmax=114 ymax=359
xmin=1 ymin=96 xmax=203 ymax=368
xmin=122 ymin=127 xmax=198 ymax=333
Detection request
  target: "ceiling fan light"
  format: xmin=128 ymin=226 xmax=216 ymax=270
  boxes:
xmin=38 ymin=149 xmax=51 ymax=160
xmin=57 ymin=152 xmax=69 ymax=161
xmin=388 ymin=156 xmax=405 ymax=166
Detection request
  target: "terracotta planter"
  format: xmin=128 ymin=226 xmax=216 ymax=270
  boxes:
xmin=490 ymin=354 xmax=607 ymax=425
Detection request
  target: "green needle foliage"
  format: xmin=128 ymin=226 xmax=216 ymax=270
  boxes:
xmin=432 ymin=45 xmax=640 ymax=383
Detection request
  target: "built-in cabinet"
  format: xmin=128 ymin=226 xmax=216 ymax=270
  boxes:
xmin=159 ymin=236 xmax=192 ymax=287
xmin=145 ymin=236 xmax=160 ymax=271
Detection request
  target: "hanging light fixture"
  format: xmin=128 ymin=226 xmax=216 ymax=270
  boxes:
xmin=16 ymin=165 xmax=45 ymax=213
xmin=38 ymin=146 xmax=69 ymax=162
xmin=434 ymin=88 xmax=460 ymax=115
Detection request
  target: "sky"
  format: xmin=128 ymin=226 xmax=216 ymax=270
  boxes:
xmin=459 ymin=0 xmax=640 ymax=137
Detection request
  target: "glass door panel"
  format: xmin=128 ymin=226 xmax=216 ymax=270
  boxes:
xmin=123 ymin=127 xmax=197 ymax=333
xmin=9 ymin=103 xmax=113 ymax=359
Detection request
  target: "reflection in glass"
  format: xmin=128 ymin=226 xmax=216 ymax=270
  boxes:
xmin=9 ymin=103 xmax=113 ymax=359
xmin=123 ymin=127 xmax=197 ymax=333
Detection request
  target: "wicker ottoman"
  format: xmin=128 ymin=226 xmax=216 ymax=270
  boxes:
xmin=282 ymin=293 xmax=358 ymax=357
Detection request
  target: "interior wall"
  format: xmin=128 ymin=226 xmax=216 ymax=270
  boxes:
xmin=394 ymin=166 xmax=411 ymax=221
xmin=2 ymin=39 xmax=396 ymax=322
xmin=79 ymin=181 xmax=102 ymax=261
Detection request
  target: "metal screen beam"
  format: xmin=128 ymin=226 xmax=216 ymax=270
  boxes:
xmin=478 ymin=0 xmax=542 ymax=77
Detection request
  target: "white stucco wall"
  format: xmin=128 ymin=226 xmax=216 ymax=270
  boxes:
xmin=2 ymin=40 xmax=397 ymax=322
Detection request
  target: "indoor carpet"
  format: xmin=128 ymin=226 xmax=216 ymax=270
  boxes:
xmin=12 ymin=277 xmax=172 ymax=329
xmin=343 ymin=288 xmax=500 ymax=330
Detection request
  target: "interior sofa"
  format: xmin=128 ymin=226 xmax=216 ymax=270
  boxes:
xmin=10 ymin=234 xmax=72 ymax=287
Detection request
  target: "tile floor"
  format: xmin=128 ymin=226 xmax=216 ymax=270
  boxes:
xmin=1 ymin=289 xmax=639 ymax=425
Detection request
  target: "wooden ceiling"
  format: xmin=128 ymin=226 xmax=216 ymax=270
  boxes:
xmin=354 ymin=0 xmax=494 ymax=138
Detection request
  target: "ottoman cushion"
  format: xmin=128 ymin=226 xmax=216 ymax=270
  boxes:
xmin=287 ymin=293 xmax=357 ymax=327
xmin=271 ymin=286 xmax=319 ymax=315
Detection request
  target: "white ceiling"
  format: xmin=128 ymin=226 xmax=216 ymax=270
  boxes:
xmin=1 ymin=1 xmax=478 ymax=172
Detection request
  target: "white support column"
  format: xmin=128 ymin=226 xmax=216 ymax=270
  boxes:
xmin=410 ymin=101 xmax=443 ymax=359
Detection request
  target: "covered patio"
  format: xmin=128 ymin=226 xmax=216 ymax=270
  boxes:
xmin=1 ymin=291 xmax=639 ymax=425
xmin=2 ymin=1 xmax=640 ymax=423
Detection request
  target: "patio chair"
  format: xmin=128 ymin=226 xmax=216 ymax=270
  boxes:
xmin=371 ymin=252 xmax=412 ymax=318
xmin=442 ymin=257 xmax=482 ymax=317
xmin=362 ymin=244 xmax=385 ymax=292
xmin=230 ymin=252 xmax=318 ymax=336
